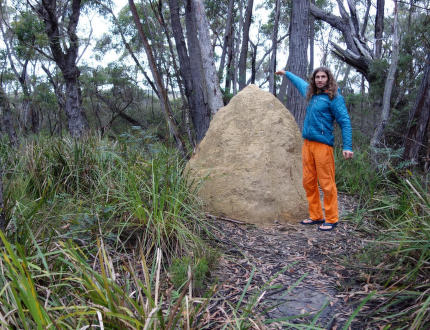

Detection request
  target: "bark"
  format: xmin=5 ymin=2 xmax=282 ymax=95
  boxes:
xmin=192 ymin=0 xmax=224 ymax=115
xmin=286 ymin=0 xmax=309 ymax=129
xmin=375 ymin=0 xmax=385 ymax=59
xmin=309 ymin=0 xmax=315 ymax=76
xmin=360 ymin=0 xmax=371 ymax=38
xmin=37 ymin=0 xmax=88 ymax=138
xmin=250 ymin=41 xmax=257 ymax=84
xmin=269 ymin=0 xmax=281 ymax=95
xmin=154 ymin=0 xmax=192 ymax=143
xmin=173 ymin=0 xmax=211 ymax=142
xmin=238 ymin=0 xmax=254 ymax=90
xmin=310 ymin=1 xmax=373 ymax=80
xmin=224 ymin=21 xmax=235 ymax=95
xmin=233 ymin=0 xmax=243 ymax=95
xmin=0 ymin=85 xmax=18 ymax=146
xmin=129 ymin=0 xmax=187 ymax=155
xmin=154 ymin=1 xmax=185 ymax=99
xmin=218 ymin=0 xmax=235 ymax=81
xmin=0 ymin=21 xmax=38 ymax=133
xmin=370 ymin=0 xmax=399 ymax=150
xmin=403 ymin=53 xmax=430 ymax=163
xmin=277 ymin=59 xmax=288 ymax=104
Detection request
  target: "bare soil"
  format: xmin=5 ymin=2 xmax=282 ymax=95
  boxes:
xmin=205 ymin=193 xmax=371 ymax=329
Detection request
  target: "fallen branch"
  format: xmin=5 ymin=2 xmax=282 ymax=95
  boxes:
xmin=205 ymin=213 xmax=246 ymax=224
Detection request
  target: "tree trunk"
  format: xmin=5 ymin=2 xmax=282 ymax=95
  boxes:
xmin=308 ymin=0 xmax=315 ymax=75
xmin=269 ymin=0 xmax=281 ymax=95
xmin=224 ymin=21 xmax=235 ymax=95
xmin=250 ymin=41 xmax=257 ymax=85
xmin=37 ymin=0 xmax=88 ymax=138
xmin=0 ymin=22 xmax=38 ymax=134
xmin=370 ymin=0 xmax=399 ymax=150
xmin=182 ymin=0 xmax=212 ymax=142
xmin=129 ymin=0 xmax=187 ymax=155
xmin=286 ymin=0 xmax=309 ymax=129
xmin=64 ymin=77 xmax=88 ymax=137
xmin=361 ymin=0 xmax=371 ymax=38
xmin=278 ymin=58 xmax=288 ymax=104
xmin=375 ymin=0 xmax=385 ymax=59
xmin=403 ymin=52 xmax=430 ymax=164
xmin=192 ymin=0 xmax=224 ymax=115
xmin=233 ymin=0 xmax=243 ymax=95
xmin=218 ymin=0 xmax=235 ymax=82
xmin=0 ymin=85 xmax=18 ymax=146
xmin=168 ymin=0 xmax=209 ymax=143
xmin=238 ymin=0 xmax=253 ymax=90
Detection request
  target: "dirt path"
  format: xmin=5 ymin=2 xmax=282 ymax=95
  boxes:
xmin=207 ymin=193 xmax=368 ymax=329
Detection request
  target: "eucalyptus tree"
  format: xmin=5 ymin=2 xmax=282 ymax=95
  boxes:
xmin=168 ymin=0 xmax=211 ymax=143
xmin=192 ymin=0 xmax=223 ymax=115
xmin=94 ymin=1 xmax=159 ymax=97
xmin=217 ymin=0 xmax=235 ymax=84
xmin=0 ymin=6 xmax=42 ymax=133
xmin=128 ymin=0 xmax=187 ymax=155
xmin=238 ymin=0 xmax=253 ymax=90
xmin=284 ymin=0 xmax=309 ymax=129
xmin=370 ymin=0 xmax=400 ymax=152
xmin=268 ymin=0 xmax=280 ymax=95
xmin=29 ymin=0 xmax=89 ymax=138
xmin=0 ymin=83 xmax=18 ymax=146
xmin=309 ymin=0 xmax=384 ymax=81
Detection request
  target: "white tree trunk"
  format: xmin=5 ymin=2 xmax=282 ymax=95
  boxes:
xmin=370 ymin=0 xmax=399 ymax=149
xmin=192 ymin=0 xmax=224 ymax=115
xmin=269 ymin=0 xmax=281 ymax=95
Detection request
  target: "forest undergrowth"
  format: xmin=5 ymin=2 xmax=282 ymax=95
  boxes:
xmin=334 ymin=141 xmax=430 ymax=329
xmin=0 ymin=132 xmax=428 ymax=328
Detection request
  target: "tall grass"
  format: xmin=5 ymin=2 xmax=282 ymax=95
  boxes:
xmin=1 ymin=133 xmax=208 ymax=258
xmin=0 ymin=230 xmax=215 ymax=328
xmin=335 ymin=145 xmax=430 ymax=327
xmin=0 ymin=132 xmax=217 ymax=327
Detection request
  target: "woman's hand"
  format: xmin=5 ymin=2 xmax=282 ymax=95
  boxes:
xmin=275 ymin=70 xmax=286 ymax=75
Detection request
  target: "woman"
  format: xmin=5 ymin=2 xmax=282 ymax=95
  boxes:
xmin=275 ymin=67 xmax=353 ymax=231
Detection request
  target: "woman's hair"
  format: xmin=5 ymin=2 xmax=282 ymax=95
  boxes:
xmin=306 ymin=67 xmax=338 ymax=101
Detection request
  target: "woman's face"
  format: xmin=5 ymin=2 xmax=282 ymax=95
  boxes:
xmin=314 ymin=71 xmax=328 ymax=89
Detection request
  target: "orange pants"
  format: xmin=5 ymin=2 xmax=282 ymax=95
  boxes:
xmin=302 ymin=139 xmax=338 ymax=223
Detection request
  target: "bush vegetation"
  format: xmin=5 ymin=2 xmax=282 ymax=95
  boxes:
xmin=0 ymin=130 xmax=428 ymax=328
xmin=335 ymin=141 xmax=430 ymax=328
xmin=0 ymin=132 xmax=215 ymax=328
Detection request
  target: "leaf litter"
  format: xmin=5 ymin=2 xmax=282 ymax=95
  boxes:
xmin=205 ymin=192 xmax=372 ymax=329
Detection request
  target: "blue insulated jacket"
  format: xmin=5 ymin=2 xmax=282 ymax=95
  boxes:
xmin=285 ymin=71 xmax=353 ymax=151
